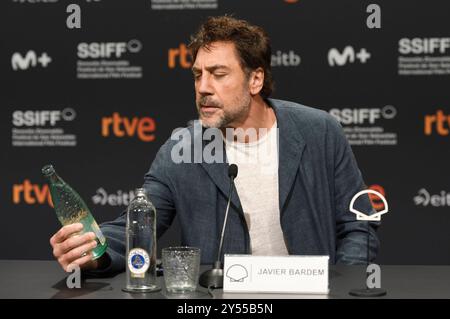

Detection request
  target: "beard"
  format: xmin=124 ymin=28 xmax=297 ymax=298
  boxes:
xmin=196 ymin=94 xmax=251 ymax=129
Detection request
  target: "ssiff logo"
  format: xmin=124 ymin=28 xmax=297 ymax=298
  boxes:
xmin=101 ymin=112 xmax=156 ymax=142
xmin=77 ymin=40 xmax=142 ymax=59
xmin=329 ymin=106 xmax=396 ymax=125
xmin=13 ymin=180 xmax=53 ymax=206
xmin=12 ymin=109 xmax=76 ymax=127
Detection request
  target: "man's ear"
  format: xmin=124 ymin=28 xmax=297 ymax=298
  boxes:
xmin=249 ymin=67 xmax=264 ymax=95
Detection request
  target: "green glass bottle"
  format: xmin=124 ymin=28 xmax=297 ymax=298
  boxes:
xmin=42 ymin=164 xmax=107 ymax=260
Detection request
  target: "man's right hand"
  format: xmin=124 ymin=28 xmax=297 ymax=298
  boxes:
xmin=50 ymin=223 xmax=99 ymax=272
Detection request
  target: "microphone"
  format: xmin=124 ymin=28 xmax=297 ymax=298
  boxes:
xmin=199 ymin=164 xmax=238 ymax=289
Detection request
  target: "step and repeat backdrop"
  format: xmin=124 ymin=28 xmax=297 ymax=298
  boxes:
xmin=1 ymin=0 xmax=449 ymax=264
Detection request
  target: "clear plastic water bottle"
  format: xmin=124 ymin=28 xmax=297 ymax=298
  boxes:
xmin=123 ymin=188 xmax=160 ymax=293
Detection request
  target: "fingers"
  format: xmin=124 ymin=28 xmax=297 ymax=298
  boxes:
xmin=52 ymin=232 xmax=96 ymax=257
xmin=50 ymin=223 xmax=83 ymax=246
xmin=58 ymin=240 xmax=97 ymax=272
xmin=67 ymin=252 xmax=95 ymax=272
xmin=49 ymin=224 xmax=100 ymax=272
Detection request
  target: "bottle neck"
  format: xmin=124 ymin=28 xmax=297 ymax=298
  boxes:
xmin=45 ymin=172 xmax=64 ymax=186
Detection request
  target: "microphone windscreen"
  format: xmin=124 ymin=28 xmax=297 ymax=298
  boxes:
xmin=228 ymin=164 xmax=238 ymax=178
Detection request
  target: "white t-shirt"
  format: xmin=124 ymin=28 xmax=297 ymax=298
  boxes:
xmin=224 ymin=122 xmax=289 ymax=256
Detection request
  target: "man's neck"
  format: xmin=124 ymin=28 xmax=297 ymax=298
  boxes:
xmin=222 ymin=96 xmax=276 ymax=143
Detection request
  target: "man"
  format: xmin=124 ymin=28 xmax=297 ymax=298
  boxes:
xmin=50 ymin=16 xmax=379 ymax=275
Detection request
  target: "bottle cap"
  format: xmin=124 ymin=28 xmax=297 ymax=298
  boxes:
xmin=42 ymin=164 xmax=55 ymax=176
xmin=135 ymin=188 xmax=147 ymax=197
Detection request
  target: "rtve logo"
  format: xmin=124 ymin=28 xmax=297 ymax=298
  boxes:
xmin=368 ymin=184 xmax=386 ymax=211
xmin=101 ymin=112 xmax=156 ymax=142
xmin=11 ymin=51 xmax=52 ymax=70
xmin=424 ymin=110 xmax=450 ymax=136
xmin=168 ymin=43 xmax=192 ymax=69
xmin=12 ymin=180 xmax=53 ymax=206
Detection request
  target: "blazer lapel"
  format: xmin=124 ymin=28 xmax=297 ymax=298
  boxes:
xmin=272 ymin=102 xmax=307 ymax=214
xmin=199 ymin=128 xmax=243 ymax=213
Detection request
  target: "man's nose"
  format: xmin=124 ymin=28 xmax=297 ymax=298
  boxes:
xmin=197 ymin=74 xmax=213 ymax=95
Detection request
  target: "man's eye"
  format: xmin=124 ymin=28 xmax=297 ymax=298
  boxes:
xmin=214 ymin=73 xmax=226 ymax=78
xmin=193 ymin=74 xmax=201 ymax=80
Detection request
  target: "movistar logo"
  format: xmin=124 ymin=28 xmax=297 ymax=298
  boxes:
xmin=11 ymin=51 xmax=52 ymax=70
xmin=328 ymin=46 xmax=371 ymax=66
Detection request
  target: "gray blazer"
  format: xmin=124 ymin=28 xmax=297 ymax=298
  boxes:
xmin=95 ymin=98 xmax=379 ymax=276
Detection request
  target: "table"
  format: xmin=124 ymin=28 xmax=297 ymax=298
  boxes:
xmin=1 ymin=260 xmax=449 ymax=299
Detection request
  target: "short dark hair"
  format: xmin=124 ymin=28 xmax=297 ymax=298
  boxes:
xmin=188 ymin=15 xmax=274 ymax=98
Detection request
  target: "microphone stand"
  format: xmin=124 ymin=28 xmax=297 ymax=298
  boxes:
xmin=199 ymin=165 xmax=237 ymax=289
xmin=349 ymin=221 xmax=387 ymax=297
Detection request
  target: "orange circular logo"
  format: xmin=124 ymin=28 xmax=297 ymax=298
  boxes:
xmin=368 ymin=185 xmax=386 ymax=211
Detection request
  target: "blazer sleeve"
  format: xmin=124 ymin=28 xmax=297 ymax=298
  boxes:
xmin=326 ymin=115 xmax=380 ymax=265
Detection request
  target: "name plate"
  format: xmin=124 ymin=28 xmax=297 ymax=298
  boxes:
xmin=223 ymin=255 xmax=329 ymax=294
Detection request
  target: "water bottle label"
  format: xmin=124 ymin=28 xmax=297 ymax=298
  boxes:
xmin=91 ymin=221 xmax=106 ymax=246
xmin=128 ymin=248 xmax=150 ymax=278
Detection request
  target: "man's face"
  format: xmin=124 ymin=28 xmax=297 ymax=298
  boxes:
xmin=192 ymin=41 xmax=252 ymax=128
